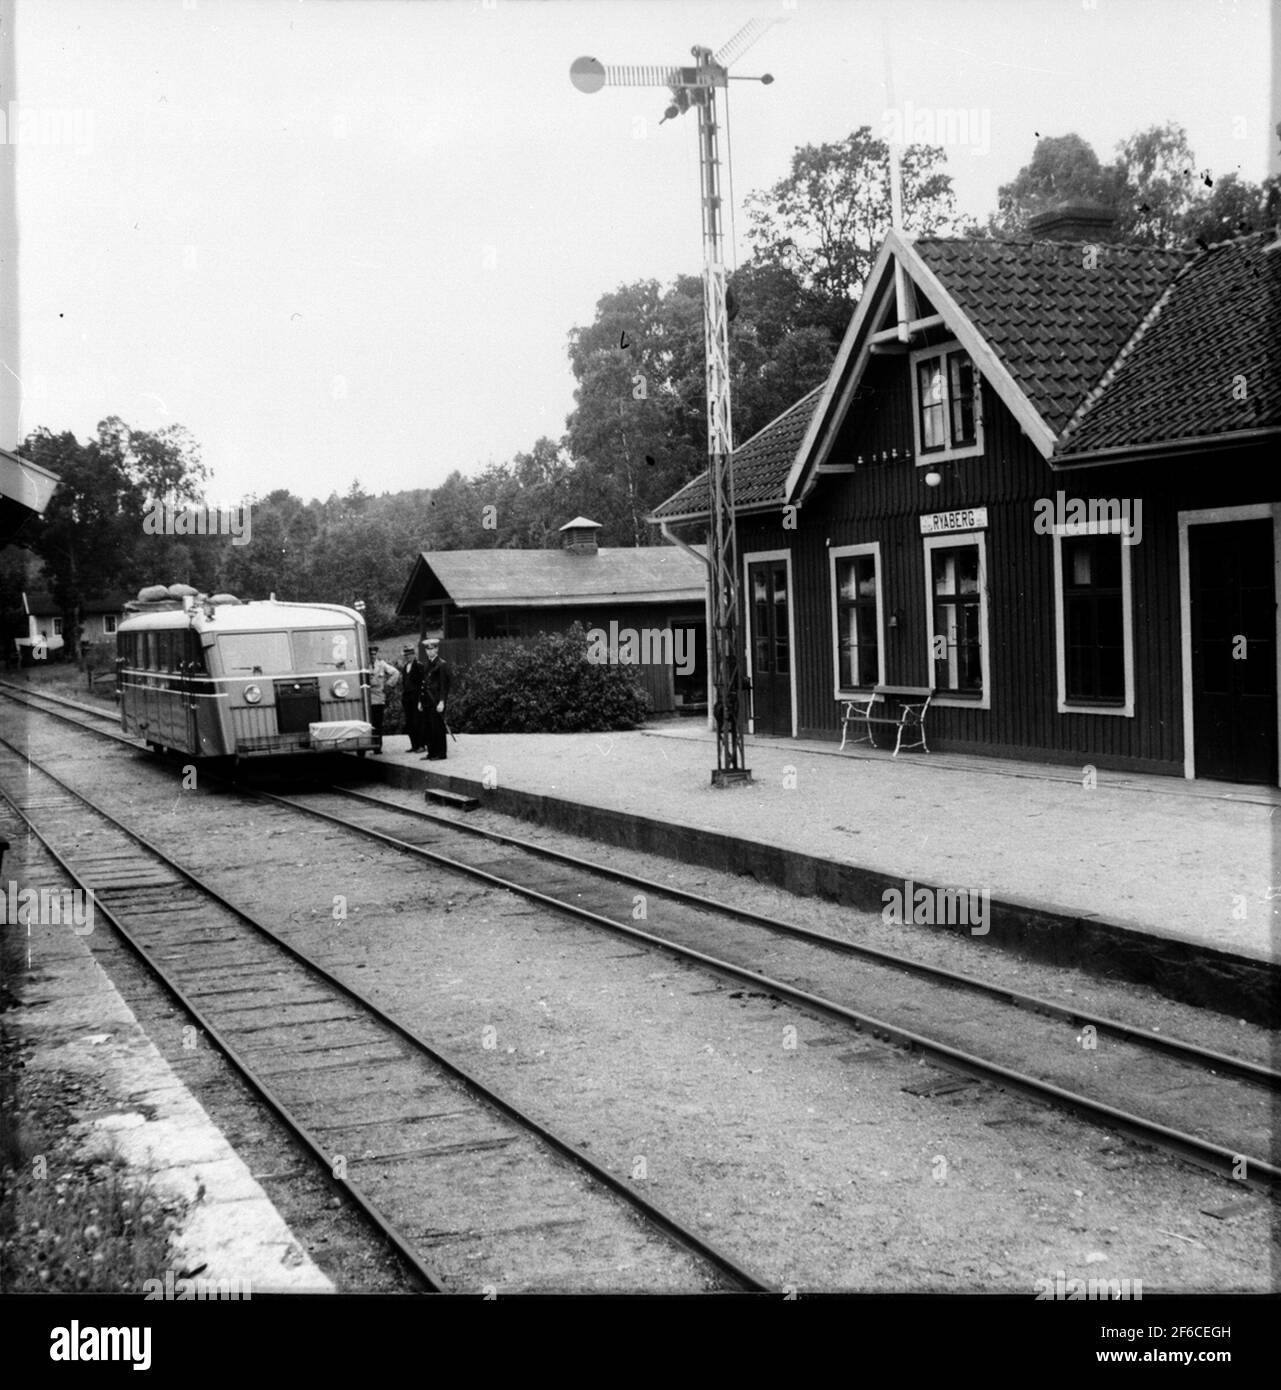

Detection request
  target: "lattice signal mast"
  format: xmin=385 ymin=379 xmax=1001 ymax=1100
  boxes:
xmin=571 ymin=20 xmax=776 ymax=786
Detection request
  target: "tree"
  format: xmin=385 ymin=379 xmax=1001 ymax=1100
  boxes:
xmin=562 ymin=262 xmax=837 ymax=545
xmin=988 ymin=123 xmax=1270 ymax=250
xmin=746 ymin=128 xmax=958 ymax=338
xmin=217 ymin=493 xmax=297 ymax=601
xmin=565 ymin=279 xmax=706 ymax=546
xmin=18 ymin=424 xmax=141 ymax=653
xmin=424 ymin=469 xmax=495 ymax=550
xmin=1179 ymin=171 xmax=1281 ymax=245
xmin=1114 ymin=123 xmax=1201 ymax=246
xmin=992 ymin=132 xmax=1126 ymax=236
xmin=723 ymin=257 xmax=835 ymax=444
xmin=506 ymin=437 xmax=574 ymax=548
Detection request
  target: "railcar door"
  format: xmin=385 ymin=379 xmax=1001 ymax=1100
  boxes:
xmin=178 ymin=628 xmax=202 ymax=754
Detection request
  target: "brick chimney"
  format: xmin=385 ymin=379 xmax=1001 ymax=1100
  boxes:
xmin=559 ymin=516 xmax=601 ymax=555
xmin=1027 ymin=201 xmax=1118 ymax=242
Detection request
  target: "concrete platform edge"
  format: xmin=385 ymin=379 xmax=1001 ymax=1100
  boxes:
xmin=353 ymin=759 xmax=1278 ymax=1026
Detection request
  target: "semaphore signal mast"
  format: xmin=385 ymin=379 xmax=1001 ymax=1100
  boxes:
xmin=571 ymin=19 xmax=777 ymax=787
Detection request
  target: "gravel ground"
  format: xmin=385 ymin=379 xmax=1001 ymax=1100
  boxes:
xmin=11 ymin=710 xmax=1272 ymax=1294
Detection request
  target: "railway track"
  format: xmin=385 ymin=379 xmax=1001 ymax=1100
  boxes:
xmin=0 ymin=731 xmax=770 ymax=1293
xmin=4 ymin=683 xmax=1279 ymax=1200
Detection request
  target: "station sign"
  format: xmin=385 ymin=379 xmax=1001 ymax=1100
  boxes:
xmin=919 ymin=506 xmax=988 ymax=535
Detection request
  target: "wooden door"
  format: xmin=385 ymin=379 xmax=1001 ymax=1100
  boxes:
xmin=748 ymin=559 xmax=792 ymax=736
xmin=1190 ymin=518 xmax=1277 ymax=783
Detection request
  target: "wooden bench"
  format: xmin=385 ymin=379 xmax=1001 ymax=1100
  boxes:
xmin=839 ymin=685 xmax=933 ymax=757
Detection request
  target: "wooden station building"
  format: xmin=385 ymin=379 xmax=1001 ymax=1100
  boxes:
xmin=652 ymin=211 xmax=1280 ymax=784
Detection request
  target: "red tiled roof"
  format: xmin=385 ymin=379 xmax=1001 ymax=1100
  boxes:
xmin=1055 ymin=232 xmax=1281 ymax=455
xmin=912 ymin=236 xmax=1190 ymax=436
xmin=648 ymin=386 xmax=825 ymax=522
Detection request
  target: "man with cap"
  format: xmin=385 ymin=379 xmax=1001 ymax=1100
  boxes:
xmin=418 ymin=636 xmax=452 ymax=761
xmin=366 ymin=644 xmax=400 ymax=754
xmin=399 ymin=643 xmax=425 ymax=752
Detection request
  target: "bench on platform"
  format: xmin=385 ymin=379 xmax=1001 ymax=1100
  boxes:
xmin=839 ymin=685 xmax=933 ymax=757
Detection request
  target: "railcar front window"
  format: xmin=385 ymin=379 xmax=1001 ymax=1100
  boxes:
xmin=217 ymin=632 xmax=292 ymax=675
xmin=291 ymin=629 xmax=358 ymax=671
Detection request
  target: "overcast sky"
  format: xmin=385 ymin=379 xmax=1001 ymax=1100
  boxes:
xmin=8 ymin=0 xmax=1274 ymax=505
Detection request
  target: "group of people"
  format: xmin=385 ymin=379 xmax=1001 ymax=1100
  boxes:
xmin=366 ymin=637 xmax=452 ymax=760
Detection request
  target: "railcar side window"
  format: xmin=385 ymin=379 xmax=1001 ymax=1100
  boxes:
xmin=217 ymin=632 xmax=292 ymax=674
xmin=292 ymin=629 xmax=358 ymax=671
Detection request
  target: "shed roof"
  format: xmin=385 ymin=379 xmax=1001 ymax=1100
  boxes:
xmin=397 ymin=544 xmax=707 ymax=615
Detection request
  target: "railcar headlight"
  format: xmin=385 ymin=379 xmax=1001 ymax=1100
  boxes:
xmin=244 ymin=684 xmax=262 ymax=704
xmin=332 ymin=679 xmax=350 ymax=699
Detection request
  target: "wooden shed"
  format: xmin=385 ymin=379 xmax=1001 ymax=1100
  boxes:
xmin=395 ymin=519 xmax=709 ymax=714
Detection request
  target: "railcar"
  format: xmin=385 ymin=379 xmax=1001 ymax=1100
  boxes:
xmin=116 ymin=586 xmax=377 ymax=759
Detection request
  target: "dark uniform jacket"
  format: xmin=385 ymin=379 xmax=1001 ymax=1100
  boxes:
xmin=422 ymin=656 xmax=452 ymax=709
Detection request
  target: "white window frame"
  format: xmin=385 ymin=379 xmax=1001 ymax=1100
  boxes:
xmin=910 ymin=342 xmax=984 ymax=464
xmin=51 ymin=617 xmax=63 ymax=636
xmin=103 ymin=614 xmax=119 ymax=635
xmin=829 ymin=542 xmax=885 ymax=696
xmin=922 ymin=531 xmax=990 ymax=710
xmin=1052 ymin=521 xmax=1135 ymax=717
xmin=1177 ymin=502 xmax=1281 ymax=785
xmin=742 ymin=548 xmax=797 ymax=738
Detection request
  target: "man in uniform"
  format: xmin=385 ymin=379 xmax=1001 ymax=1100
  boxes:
xmin=419 ymin=636 xmax=452 ymax=761
xmin=399 ymin=644 xmax=425 ymax=752
xmin=367 ymin=645 xmax=399 ymax=754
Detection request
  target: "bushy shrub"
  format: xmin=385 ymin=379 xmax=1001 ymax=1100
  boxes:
xmin=449 ymin=625 xmax=650 ymax=733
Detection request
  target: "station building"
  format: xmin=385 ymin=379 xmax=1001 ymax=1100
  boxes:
xmin=652 ymin=213 xmax=1280 ymax=784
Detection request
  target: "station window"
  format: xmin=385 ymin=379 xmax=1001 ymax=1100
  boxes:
xmin=924 ymin=535 xmax=988 ymax=705
xmin=911 ymin=344 xmax=982 ymax=462
xmin=831 ymin=544 xmax=882 ymax=690
xmin=103 ymin=615 xmax=118 ymax=635
xmin=1053 ymin=528 xmax=1133 ymax=715
xmin=51 ymin=617 xmax=64 ymax=637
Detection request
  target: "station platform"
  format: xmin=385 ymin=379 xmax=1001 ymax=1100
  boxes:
xmin=363 ymin=723 xmax=1278 ymax=1024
